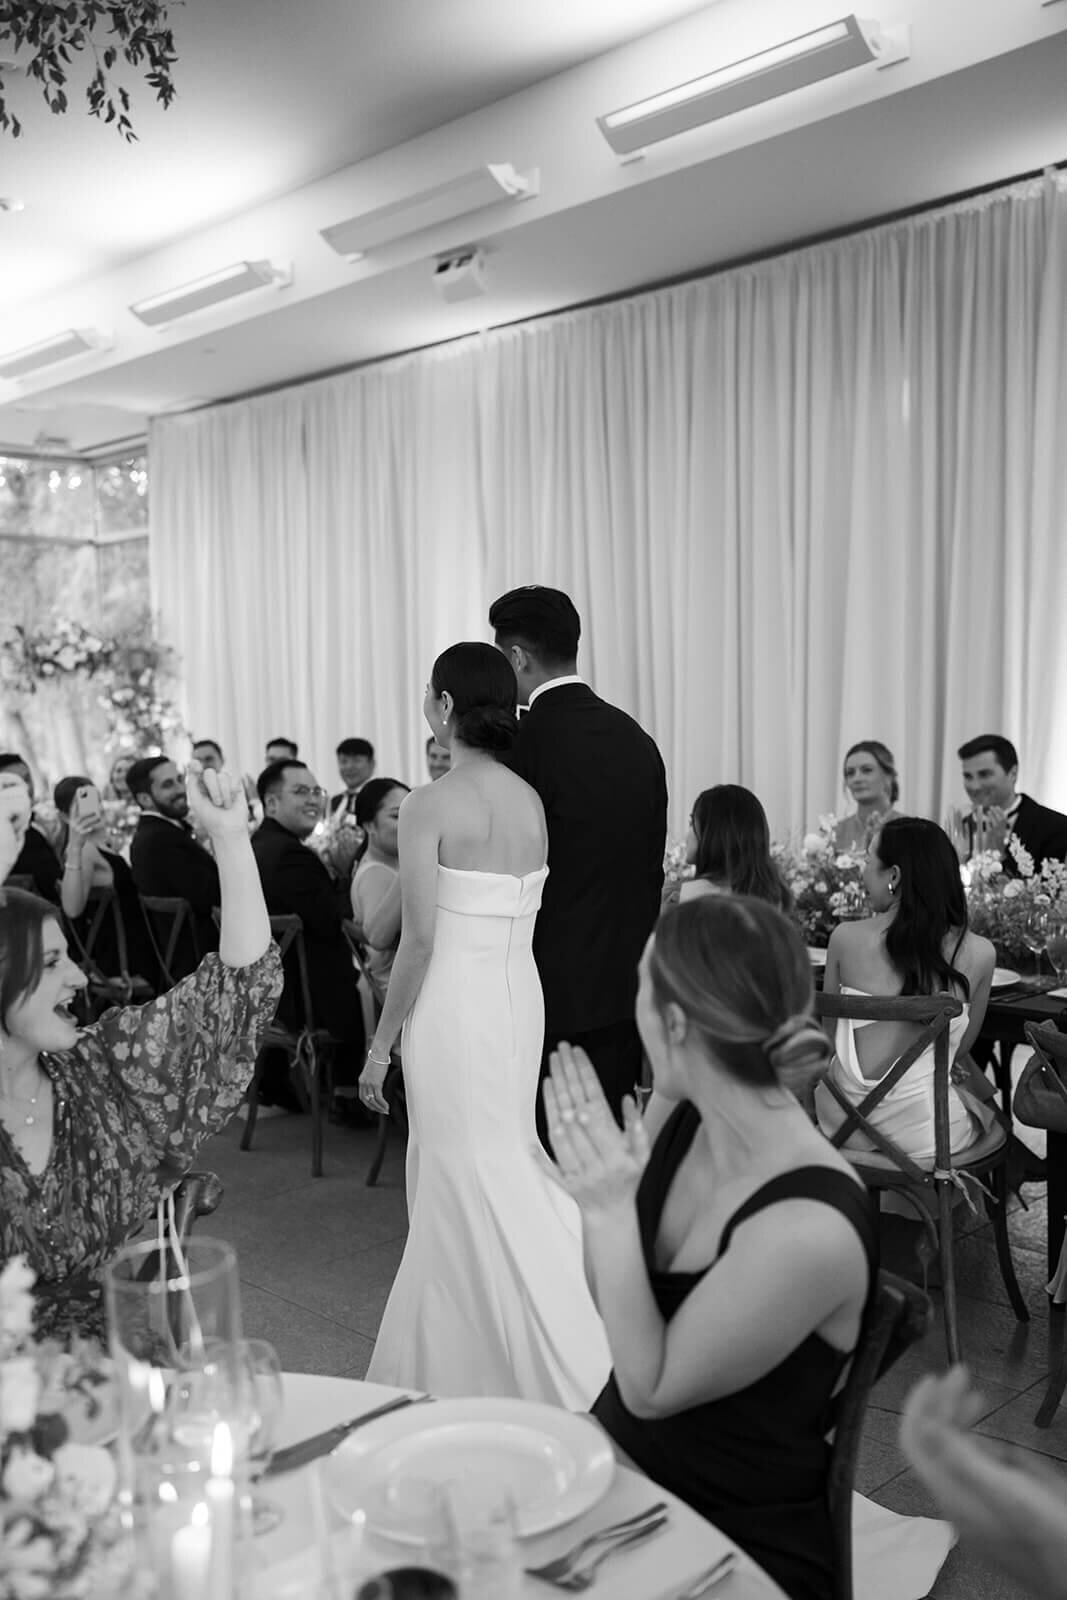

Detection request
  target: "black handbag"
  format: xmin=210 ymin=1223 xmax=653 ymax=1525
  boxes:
xmin=1013 ymin=1018 xmax=1067 ymax=1133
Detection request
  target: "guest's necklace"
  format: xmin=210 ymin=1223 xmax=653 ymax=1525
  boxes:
xmin=0 ymin=1069 xmax=47 ymax=1127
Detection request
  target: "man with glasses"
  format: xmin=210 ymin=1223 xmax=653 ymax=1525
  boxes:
xmin=252 ymin=760 xmax=366 ymax=1114
xmin=129 ymin=754 xmax=220 ymax=976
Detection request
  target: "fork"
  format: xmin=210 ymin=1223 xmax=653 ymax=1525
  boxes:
xmin=525 ymin=1502 xmax=668 ymax=1586
xmin=535 ymin=1509 xmax=670 ymax=1590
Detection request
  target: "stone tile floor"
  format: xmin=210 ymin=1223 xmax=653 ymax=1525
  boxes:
xmin=198 ymin=1112 xmax=1066 ymax=1599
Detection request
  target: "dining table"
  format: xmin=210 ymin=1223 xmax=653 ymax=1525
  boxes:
xmin=250 ymin=1372 xmax=788 ymax=1600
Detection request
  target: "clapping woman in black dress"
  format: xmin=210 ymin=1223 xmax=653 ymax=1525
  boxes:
xmin=544 ymin=896 xmax=875 ymax=1600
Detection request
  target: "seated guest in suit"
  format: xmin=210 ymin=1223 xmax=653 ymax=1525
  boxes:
xmin=958 ymin=734 xmax=1067 ymax=870
xmin=191 ymin=737 xmax=224 ymax=772
xmin=264 ymin=736 xmax=298 ymax=765
xmin=545 ymin=897 xmax=871 ymax=1600
xmin=680 ymin=784 xmax=792 ymax=912
xmin=128 ymin=755 xmax=220 ymax=976
xmin=350 ymin=778 xmax=410 ymax=994
xmin=425 ymin=736 xmax=450 ymax=782
xmin=0 ymin=755 xmax=61 ymax=903
xmin=252 ymin=759 xmax=366 ymax=1102
xmin=834 ymin=741 xmax=900 ymax=852
xmin=489 ymin=585 xmax=668 ymax=1132
xmin=330 ymin=737 xmax=375 ymax=819
xmin=0 ymin=763 xmax=281 ymax=1340
xmin=54 ymin=776 xmax=165 ymax=992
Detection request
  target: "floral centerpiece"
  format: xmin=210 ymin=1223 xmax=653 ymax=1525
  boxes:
xmin=0 ymin=1258 xmax=131 ymax=1600
xmin=965 ymin=839 xmax=1067 ymax=967
xmin=308 ymin=806 xmax=364 ymax=884
xmin=662 ymin=838 xmax=693 ymax=901
xmin=773 ymin=816 xmax=869 ymax=946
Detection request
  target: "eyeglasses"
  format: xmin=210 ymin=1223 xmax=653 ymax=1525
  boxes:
xmin=289 ymin=785 xmax=326 ymax=800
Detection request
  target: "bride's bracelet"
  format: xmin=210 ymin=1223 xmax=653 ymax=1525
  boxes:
xmin=366 ymin=1048 xmax=391 ymax=1067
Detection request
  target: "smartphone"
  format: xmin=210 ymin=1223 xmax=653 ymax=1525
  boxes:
xmin=73 ymin=783 xmax=103 ymax=825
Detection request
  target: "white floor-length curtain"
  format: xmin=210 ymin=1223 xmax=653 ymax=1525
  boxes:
xmin=151 ymin=171 xmax=1067 ymax=833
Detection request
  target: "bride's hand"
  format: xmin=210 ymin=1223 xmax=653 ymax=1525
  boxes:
xmin=359 ymin=1050 xmax=390 ymax=1116
xmin=543 ymin=1043 xmax=650 ymax=1218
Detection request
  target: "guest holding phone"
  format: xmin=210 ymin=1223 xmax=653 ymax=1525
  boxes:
xmin=54 ymin=776 xmax=165 ymax=994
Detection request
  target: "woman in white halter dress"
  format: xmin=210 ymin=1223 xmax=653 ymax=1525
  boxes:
xmin=358 ymin=643 xmax=609 ymax=1408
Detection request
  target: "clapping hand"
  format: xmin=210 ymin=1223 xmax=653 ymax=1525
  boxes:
xmin=901 ymin=1367 xmax=1067 ymax=1599
xmin=0 ymin=773 xmax=31 ymax=883
xmin=185 ymin=761 xmax=251 ymax=841
xmin=543 ymin=1044 xmax=650 ymax=1219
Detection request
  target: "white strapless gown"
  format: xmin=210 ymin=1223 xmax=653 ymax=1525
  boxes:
xmin=366 ymin=865 xmax=611 ymax=1408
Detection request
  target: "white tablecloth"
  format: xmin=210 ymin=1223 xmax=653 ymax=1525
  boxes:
xmin=252 ymin=1373 xmax=787 ymax=1599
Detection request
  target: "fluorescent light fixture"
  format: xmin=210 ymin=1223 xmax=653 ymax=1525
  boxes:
xmin=0 ymin=328 xmax=110 ymax=381
xmin=320 ymin=163 xmax=538 ymax=257
xmin=598 ymin=15 xmax=909 ymax=154
xmin=129 ymin=260 xmax=292 ymax=327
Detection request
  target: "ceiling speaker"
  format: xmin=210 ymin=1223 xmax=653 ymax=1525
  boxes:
xmin=433 ymin=249 xmax=488 ymax=302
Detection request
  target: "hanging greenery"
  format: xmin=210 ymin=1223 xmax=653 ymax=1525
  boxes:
xmin=0 ymin=1 xmax=180 ymax=139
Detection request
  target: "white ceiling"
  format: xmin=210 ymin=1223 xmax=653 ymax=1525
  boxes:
xmin=1 ymin=0 xmax=1065 ymax=456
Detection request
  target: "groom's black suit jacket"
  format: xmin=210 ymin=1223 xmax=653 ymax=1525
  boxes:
xmin=510 ymin=683 xmax=668 ymax=1038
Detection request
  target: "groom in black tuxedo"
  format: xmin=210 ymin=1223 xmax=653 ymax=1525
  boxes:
xmin=959 ymin=734 xmax=1067 ymax=870
xmin=490 ymin=586 xmax=668 ymax=1138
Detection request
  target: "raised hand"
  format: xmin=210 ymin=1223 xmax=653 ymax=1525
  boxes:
xmin=185 ymin=761 xmax=251 ymax=842
xmin=543 ymin=1043 xmax=650 ymax=1218
xmin=901 ymin=1367 xmax=1067 ymax=1599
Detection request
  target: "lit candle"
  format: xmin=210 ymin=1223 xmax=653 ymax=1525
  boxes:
xmin=170 ymin=1503 xmax=211 ymax=1600
xmin=205 ymin=1421 xmax=236 ymax=1600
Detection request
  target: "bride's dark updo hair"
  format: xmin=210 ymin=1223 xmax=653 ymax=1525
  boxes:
xmin=431 ymin=642 xmax=518 ymax=755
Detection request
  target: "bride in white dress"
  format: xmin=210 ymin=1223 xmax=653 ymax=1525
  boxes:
xmin=358 ymin=642 xmax=610 ymax=1407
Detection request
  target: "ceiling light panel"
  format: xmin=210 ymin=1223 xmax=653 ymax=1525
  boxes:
xmin=129 ymin=260 xmax=291 ymax=327
xmin=321 ymin=163 xmax=538 ymax=257
xmin=598 ymin=15 xmax=908 ymax=154
xmin=0 ymin=329 xmax=109 ymax=381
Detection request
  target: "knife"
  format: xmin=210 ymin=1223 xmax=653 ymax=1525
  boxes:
xmin=266 ymin=1392 xmax=429 ymax=1477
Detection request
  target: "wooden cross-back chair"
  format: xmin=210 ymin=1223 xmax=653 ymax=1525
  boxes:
xmin=343 ymin=919 xmax=407 ymax=1187
xmin=68 ymin=886 xmax=155 ymax=1015
xmin=815 ymin=990 xmax=1028 ymax=1362
xmin=241 ymin=913 xmax=339 ymax=1178
xmin=139 ymin=895 xmax=197 ymax=991
xmin=826 ymin=1271 xmax=933 ymax=1600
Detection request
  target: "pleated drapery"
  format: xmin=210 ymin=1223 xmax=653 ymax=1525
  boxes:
xmin=151 ymin=172 xmax=1067 ymax=833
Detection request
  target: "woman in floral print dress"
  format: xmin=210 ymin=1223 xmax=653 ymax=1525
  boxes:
xmin=0 ymin=763 xmax=281 ymax=1340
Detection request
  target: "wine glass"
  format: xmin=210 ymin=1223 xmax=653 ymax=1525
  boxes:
xmin=1046 ymin=922 xmax=1067 ymax=986
xmin=1023 ymin=904 xmax=1051 ymax=972
xmin=237 ymin=1338 xmax=285 ymax=1535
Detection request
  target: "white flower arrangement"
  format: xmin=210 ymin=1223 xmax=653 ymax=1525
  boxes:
xmin=965 ymin=836 xmax=1067 ymax=962
xmin=0 ymin=1258 xmax=128 ymax=1600
xmin=773 ymin=815 xmax=869 ymax=945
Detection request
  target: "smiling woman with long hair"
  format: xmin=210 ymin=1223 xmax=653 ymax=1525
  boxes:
xmin=0 ymin=766 xmax=281 ymax=1340
xmin=814 ymin=816 xmax=995 ymax=1162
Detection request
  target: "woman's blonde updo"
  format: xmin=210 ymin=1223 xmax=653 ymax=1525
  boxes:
xmin=649 ymin=897 xmax=830 ymax=1096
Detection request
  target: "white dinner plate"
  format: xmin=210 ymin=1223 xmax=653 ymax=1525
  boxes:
xmin=991 ymin=968 xmax=1020 ymax=989
xmin=324 ymin=1396 xmax=615 ymax=1541
xmin=807 ymin=947 xmax=828 ymax=968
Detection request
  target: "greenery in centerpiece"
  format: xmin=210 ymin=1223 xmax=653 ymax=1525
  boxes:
xmin=965 ymin=839 xmax=1067 ymax=967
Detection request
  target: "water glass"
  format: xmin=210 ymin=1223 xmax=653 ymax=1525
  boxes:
xmin=237 ymin=1337 xmax=284 ymax=1534
xmin=444 ymin=1485 xmax=521 ymax=1600
xmin=1047 ymin=923 xmax=1067 ymax=983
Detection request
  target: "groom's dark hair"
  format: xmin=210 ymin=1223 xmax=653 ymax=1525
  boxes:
xmin=488 ymin=585 xmax=580 ymax=667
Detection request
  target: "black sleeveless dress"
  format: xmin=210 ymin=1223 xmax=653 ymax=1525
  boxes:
xmin=593 ymin=1102 xmax=878 ymax=1600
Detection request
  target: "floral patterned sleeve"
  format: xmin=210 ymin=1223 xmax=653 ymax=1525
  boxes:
xmin=79 ymin=945 xmax=282 ymax=1177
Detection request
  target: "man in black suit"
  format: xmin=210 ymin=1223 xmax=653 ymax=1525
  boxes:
xmin=489 ymin=585 xmax=668 ymax=1136
xmin=251 ymin=760 xmax=365 ymax=1099
xmin=128 ymin=755 xmax=220 ymax=975
xmin=329 ymin=737 xmax=376 ymax=819
xmin=959 ymin=735 xmax=1067 ymax=871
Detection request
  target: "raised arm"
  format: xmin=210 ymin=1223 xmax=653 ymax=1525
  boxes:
xmin=358 ymin=789 xmax=440 ymax=1113
xmin=184 ymin=764 xmax=270 ymax=966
